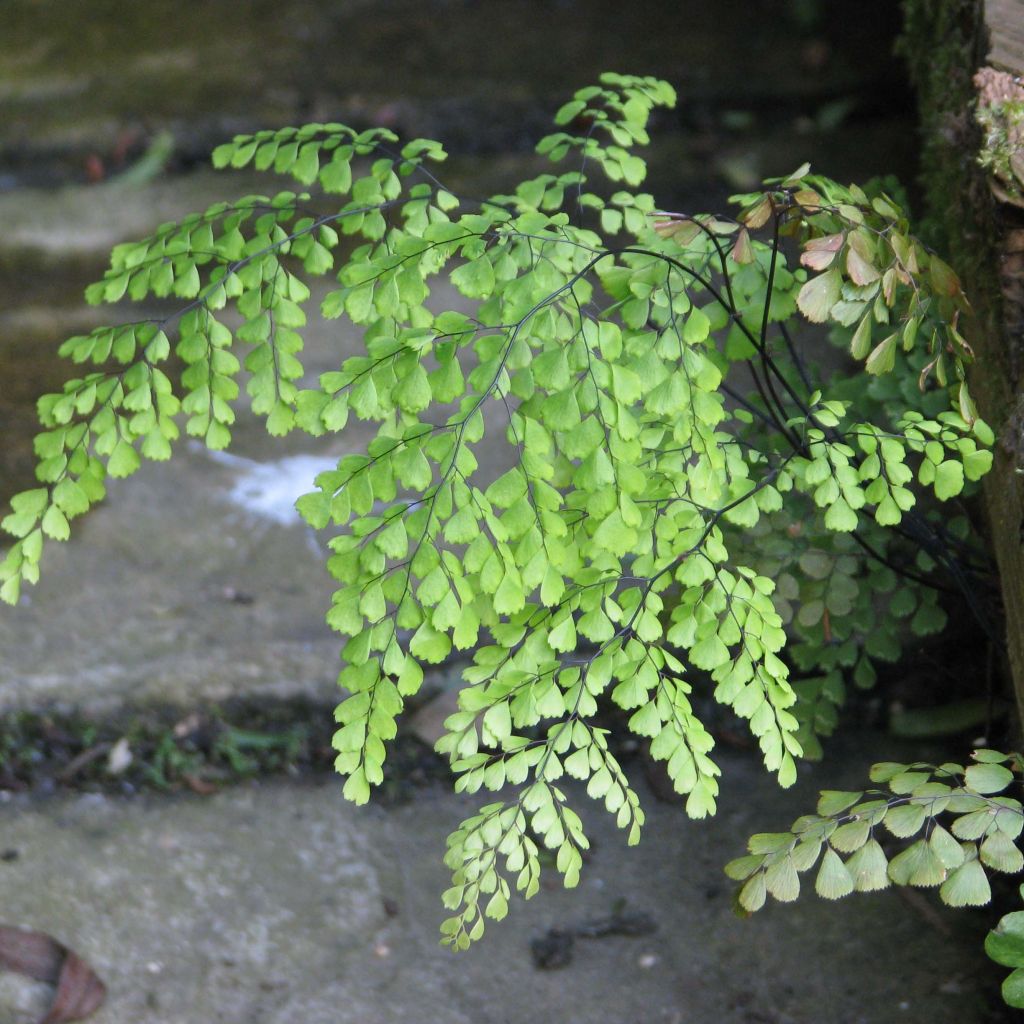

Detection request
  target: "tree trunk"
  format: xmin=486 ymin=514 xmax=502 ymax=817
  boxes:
xmin=901 ymin=0 xmax=1024 ymax=727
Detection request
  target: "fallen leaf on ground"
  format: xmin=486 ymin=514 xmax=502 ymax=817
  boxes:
xmin=182 ymin=773 xmax=218 ymax=796
xmin=0 ymin=926 xmax=106 ymax=1023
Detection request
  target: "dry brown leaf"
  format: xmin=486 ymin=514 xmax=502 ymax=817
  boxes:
xmin=0 ymin=926 xmax=106 ymax=1024
xmin=182 ymin=773 xmax=218 ymax=796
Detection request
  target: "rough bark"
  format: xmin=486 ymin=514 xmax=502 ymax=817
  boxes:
xmin=901 ymin=0 xmax=1024 ymax=725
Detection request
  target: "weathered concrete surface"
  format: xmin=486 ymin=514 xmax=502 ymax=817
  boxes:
xmin=0 ymin=741 xmax=998 ymax=1024
xmin=0 ymin=451 xmax=342 ymax=714
xmin=0 ymin=170 xmax=296 ymax=259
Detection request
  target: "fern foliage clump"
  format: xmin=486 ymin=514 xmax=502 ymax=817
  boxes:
xmin=0 ymin=75 xmax=995 ymax=949
xmin=727 ymin=750 xmax=1023 ymax=913
xmin=733 ymin=750 xmax=1024 ymax=1007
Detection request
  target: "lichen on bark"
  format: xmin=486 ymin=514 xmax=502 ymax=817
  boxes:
xmin=900 ymin=0 xmax=1024 ymax=722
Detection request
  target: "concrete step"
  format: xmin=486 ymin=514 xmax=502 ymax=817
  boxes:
xmin=0 ymin=755 xmax=992 ymax=1024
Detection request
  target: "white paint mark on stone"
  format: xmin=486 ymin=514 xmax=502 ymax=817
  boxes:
xmin=202 ymin=447 xmax=339 ymax=525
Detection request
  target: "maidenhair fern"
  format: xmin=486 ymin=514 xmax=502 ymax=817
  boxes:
xmin=0 ymin=74 xmax=996 ymax=950
xmin=730 ymin=749 xmax=1024 ymax=1007
xmin=727 ymin=750 xmax=1023 ymax=912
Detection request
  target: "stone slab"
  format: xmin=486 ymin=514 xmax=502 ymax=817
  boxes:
xmin=0 ymin=744 xmax=997 ymax=1024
